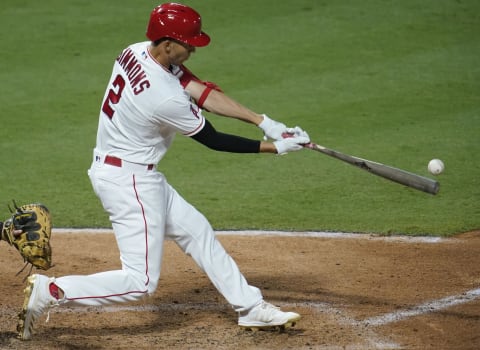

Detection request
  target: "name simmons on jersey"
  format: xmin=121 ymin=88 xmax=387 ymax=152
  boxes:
xmin=116 ymin=48 xmax=150 ymax=95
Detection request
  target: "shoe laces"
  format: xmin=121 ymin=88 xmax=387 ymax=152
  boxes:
xmin=260 ymin=301 xmax=279 ymax=310
xmin=45 ymin=301 xmax=60 ymax=323
xmin=257 ymin=301 xmax=281 ymax=319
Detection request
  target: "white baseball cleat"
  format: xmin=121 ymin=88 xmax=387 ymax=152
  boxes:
xmin=238 ymin=301 xmax=301 ymax=331
xmin=17 ymin=274 xmax=59 ymax=340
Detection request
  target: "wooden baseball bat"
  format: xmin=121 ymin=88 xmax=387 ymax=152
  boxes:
xmin=304 ymin=142 xmax=440 ymax=195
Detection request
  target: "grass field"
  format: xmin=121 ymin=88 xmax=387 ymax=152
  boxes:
xmin=0 ymin=0 xmax=478 ymax=235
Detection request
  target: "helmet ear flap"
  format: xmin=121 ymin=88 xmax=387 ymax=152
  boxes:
xmin=146 ymin=3 xmax=210 ymax=47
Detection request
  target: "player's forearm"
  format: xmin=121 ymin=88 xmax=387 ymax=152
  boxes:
xmin=202 ymin=89 xmax=263 ymax=125
xmin=185 ymin=80 xmax=264 ymax=125
xmin=259 ymin=141 xmax=278 ymax=153
xmin=191 ymin=119 xmax=276 ymax=153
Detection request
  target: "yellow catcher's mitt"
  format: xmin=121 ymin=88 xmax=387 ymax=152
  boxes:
xmin=1 ymin=203 xmax=52 ymax=271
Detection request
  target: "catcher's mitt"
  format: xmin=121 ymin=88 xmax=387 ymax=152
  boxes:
xmin=1 ymin=202 xmax=52 ymax=271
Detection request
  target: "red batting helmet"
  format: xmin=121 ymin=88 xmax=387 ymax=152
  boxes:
xmin=146 ymin=3 xmax=210 ymax=47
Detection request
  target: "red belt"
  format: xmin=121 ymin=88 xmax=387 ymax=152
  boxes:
xmin=104 ymin=155 xmax=154 ymax=170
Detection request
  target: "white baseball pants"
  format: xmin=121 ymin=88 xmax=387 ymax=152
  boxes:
xmin=55 ymin=154 xmax=262 ymax=312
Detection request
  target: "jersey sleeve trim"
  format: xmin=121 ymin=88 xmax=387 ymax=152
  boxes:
xmin=183 ymin=116 xmax=205 ymax=137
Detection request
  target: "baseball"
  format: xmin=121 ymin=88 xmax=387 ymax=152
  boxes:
xmin=428 ymin=159 xmax=444 ymax=175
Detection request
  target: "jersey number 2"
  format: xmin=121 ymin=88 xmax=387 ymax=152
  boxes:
xmin=102 ymin=74 xmax=126 ymax=119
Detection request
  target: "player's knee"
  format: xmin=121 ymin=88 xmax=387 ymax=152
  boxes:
xmin=146 ymin=277 xmax=159 ymax=294
xmin=171 ymin=222 xmax=215 ymax=254
xmin=124 ymin=269 xmax=160 ymax=296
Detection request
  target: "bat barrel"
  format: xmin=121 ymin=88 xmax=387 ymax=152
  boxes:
xmin=308 ymin=143 xmax=440 ymax=195
xmin=366 ymin=161 xmax=440 ymax=195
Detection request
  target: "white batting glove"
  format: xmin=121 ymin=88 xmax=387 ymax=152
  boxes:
xmin=285 ymin=126 xmax=310 ymax=139
xmin=258 ymin=114 xmax=288 ymax=141
xmin=273 ymin=135 xmax=310 ymax=155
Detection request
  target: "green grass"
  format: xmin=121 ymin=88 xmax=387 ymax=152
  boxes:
xmin=0 ymin=0 xmax=479 ymax=235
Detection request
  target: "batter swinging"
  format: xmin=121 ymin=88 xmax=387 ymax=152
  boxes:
xmin=17 ymin=3 xmax=310 ymax=340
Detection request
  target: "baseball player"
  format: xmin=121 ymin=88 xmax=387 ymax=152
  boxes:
xmin=17 ymin=3 xmax=310 ymax=340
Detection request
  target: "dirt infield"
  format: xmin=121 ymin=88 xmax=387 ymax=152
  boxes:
xmin=0 ymin=230 xmax=479 ymax=349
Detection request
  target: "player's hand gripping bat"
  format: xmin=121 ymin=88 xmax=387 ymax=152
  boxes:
xmin=283 ymin=133 xmax=440 ymax=195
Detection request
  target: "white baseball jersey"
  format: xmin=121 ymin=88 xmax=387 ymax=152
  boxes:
xmin=54 ymin=41 xmax=263 ymax=313
xmin=95 ymin=41 xmax=205 ymax=165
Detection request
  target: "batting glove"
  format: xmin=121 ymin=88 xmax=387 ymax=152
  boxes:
xmin=273 ymin=135 xmax=310 ymax=155
xmin=285 ymin=126 xmax=310 ymax=139
xmin=258 ymin=114 xmax=288 ymax=141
